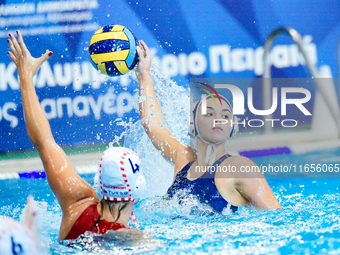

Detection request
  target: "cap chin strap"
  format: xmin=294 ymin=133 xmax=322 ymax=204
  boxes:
xmin=128 ymin=211 xmax=139 ymax=228
xmin=197 ymin=133 xmax=225 ymax=165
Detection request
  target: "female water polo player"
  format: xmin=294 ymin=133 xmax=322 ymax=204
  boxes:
xmin=0 ymin=196 xmax=39 ymax=254
xmin=135 ymin=40 xmax=281 ymax=212
xmin=7 ymin=31 xmax=146 ymax=240
xmin=0 ymin=216 xmax=38 ymax=254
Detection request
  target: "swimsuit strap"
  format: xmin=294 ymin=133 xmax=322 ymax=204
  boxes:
xmin=200 ymin=154 xmax=232 ymax=179
xmin=178 ymin=154 xmax=232 ymax=179
xmin=177 ymin=161 xmax=193 ymax=177
xmin=212 ymin=154 xmax=232 ymax=172
xmin=214 ymin=154 xmax=232 ymax=166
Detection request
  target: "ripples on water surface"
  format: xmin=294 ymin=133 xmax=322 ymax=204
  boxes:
xmin=1 ymin=68 xmax=340 ymax=254
xmin=1 ymin=177 xmax=340 ymax=254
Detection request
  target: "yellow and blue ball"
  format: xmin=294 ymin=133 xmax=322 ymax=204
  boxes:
xmin=89 ymin=25 xmax=139 ymax=76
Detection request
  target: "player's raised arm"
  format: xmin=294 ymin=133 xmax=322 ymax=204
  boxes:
xmin=135 ymin=40 xmax=192 ymax=166
xmin=7 ymin=31 xmax=98 ymax=213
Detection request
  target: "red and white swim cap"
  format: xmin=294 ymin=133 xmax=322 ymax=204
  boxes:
xmin=0 ymin=216 xmax=37 ymax=255
xmin=94 ymin=147 xmax=146 ymax=202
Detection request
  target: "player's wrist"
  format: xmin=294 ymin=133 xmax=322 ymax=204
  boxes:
xmin=137 ymin=70 xmax=151 ymax=81
xmin=18 ymin=70 xmax=34 ymax=81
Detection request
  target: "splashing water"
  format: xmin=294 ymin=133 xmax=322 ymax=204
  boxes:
xmin=1 ymin=170 xmax=340 ymax=254
xmin=2 ymin=66 xmax=340 ymax=254
xmin=124 ymin=64 xmax=190 ymax=197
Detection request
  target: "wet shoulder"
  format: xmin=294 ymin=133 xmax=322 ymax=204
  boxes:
xmin=174 ymin=143 xmax=196 ymax=177
xmin=59 ymin=201 xmax=99 ymax=240
xmin=216 ymin=155 xmax=263 ymax=179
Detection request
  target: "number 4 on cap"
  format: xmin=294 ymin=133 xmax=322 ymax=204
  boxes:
xmin=128 ymin=158 xmax=140 ymax=174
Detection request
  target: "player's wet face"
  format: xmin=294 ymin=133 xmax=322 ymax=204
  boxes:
xmin=196 ymin=98 xmax=232 ymax=143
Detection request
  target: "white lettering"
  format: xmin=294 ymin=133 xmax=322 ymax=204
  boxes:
xmin=231 ymin=48 xmax=246 ymax=72
xmin=72 ymin=62 xmax=91 ymax=91
xmin=302 ymin=35 xmax=317 ymax=65
xmin=41 ymin=98 xmax=57 ymax=119
xmin=248 ymin=87 xmax=278 ymax=115
xmin=237 ymin=119 xmax=246 ymax=128
xmin=37 ymin=61 xmax=56 ymax=88
xmin=213 ymin=119 xmax=229 ymax=127
xmin=119 ymin=75 xmax=130 ymax=87
xmin=116 ymin=92 xmax=134 ymax=117
xmin=248 ymin=119 xmax=264 ymax=128
xmin=281 ymin=88 xmax=312 ymax=115
xmin=209 ymin=44 xmax=230 ymax=73
xmin=254 ymin=46 xmax=264 ymax=75
xmin=281 ymin=119 xmax=298 ymax=127
xmin=88 ymin=95 xmax=104 ymax=120
xmin=57 ymin=97 xmax=73 ymax=118
xmin=265 ymin=118 xmax=280 ymax=127
xmin=187 ymin=52 xmax=207 ymax=75
xmin=103 ymin=89 xmax=116 ymax=114
xmin=0 ymin=63 xmax=19 ymax=90
xmin=162 ymin=54 xmax=178 ymax=78
xmin=178 ymin=53 xmax=188 ymax=76
xmin=289 ymin=45 xmax=299 ymax=67
xmin=54 ymin=63 xmax=72 ymax=86
xmin=3 ymin=102 xmax=18 ymax=128
xmin=73 ymin=96 xmax=89 ymax=117
xmin=0 ymin=3 xmax=35 ymax=16
xmin=37 ymin=0 xmax=98 ymax=13
xmin=271 ymin=45 xmax=289 ymax=68
xmin=90 ymin=66 xmax=106 ymax=89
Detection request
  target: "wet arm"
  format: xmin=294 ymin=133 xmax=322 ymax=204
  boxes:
xmin=234 ymin=158 xmax=281 ymax=209
xmin=136 ymin=41 xmax=184 ymax=164
xmin=236 ymin=177 xmax=282 ymax=209
xmin=218 ymin=156 xmax=281 ymax=209
xmin=7 ymin=31 xmax=98 ymax=212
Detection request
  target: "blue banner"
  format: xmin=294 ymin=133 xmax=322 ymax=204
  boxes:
xmin=0 ymin=0 xmax=339 ymax=152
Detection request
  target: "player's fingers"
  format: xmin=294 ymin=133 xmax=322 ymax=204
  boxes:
xmin=136 ymin=46 xmax=144 ymax=59
xmin=16 ymin=30 xmax=29 ymax=55
xmin=8 ymin=33 xmax=22 ymax=55
xmin=140 ymin=40 xmax=150 ymax=56
xmin=7 ymin=38 xmax=17 ymax=56
xmin=7 ymin=51 xmax=17 ymax=63
xmin=38 ymin=51 xmax=53 ymax=66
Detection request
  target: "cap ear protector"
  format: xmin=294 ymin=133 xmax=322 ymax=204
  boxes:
xmin=190 ymin=94 xmax=237 ymax=138
xmin=133 ymin=175 xmax=146 ymax=200
xmin=230 ymin=115 xmax=239 ymax=137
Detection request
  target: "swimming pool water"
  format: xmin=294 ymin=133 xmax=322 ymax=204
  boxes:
xmin=1 ymin=161 xmax=340 ymax=254
xmin=1 ymin=66 xmax=340 ymax=254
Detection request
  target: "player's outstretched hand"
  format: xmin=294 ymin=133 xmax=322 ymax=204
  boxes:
xmin=7 ymin=30 xmax=53 ymax=79
xmin=135 ymin=40 xmax=151 ymax=78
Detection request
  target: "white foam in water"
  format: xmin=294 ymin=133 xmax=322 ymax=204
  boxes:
xmin=124 ymin=63 xmax=190 ymax=197
xmin=16 ymin=200 xmax=60 ymax=254
xmin=2 ymin=175 xmax=340 ymax=254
